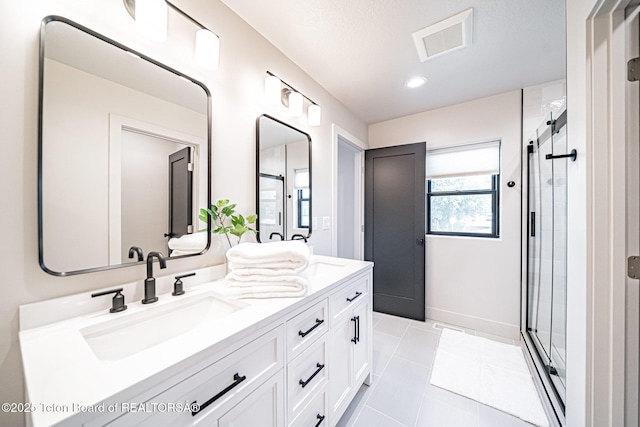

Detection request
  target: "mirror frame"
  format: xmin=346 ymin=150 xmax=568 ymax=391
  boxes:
xmin=255 ymin=114 xmax=312 ymax=243
xmin=37 ymin=16 xmax=212 ymax=276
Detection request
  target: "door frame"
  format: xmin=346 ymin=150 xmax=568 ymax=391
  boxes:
xmin=566 ymin=0 xmax=636 ymax=425
xmin=331 ymin=124 xmax=366 ymax=259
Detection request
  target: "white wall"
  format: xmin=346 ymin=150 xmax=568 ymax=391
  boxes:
xmin=369 ymin=90 xmax=522 ymax=339
xmin=0 ymin=1 xmax=366 ymax=425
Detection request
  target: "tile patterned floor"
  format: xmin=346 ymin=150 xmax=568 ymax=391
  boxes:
xmin=336 ymin=312 xmax=543 ymax=427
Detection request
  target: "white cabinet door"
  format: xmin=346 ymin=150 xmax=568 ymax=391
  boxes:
xmin=328 ymin=312 xmax=354 ymax=421
xmin=352 ymin=300 xmax=370 ymax=385
xmin=219 ymin=371 xmax=284 ymax=427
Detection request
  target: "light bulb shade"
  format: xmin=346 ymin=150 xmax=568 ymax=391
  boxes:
xmin=288 ymin=91 xmax=303 ymax=117
xmin=195 ymin=29 xmax=220 ymax=70
xmin=135 ymin=0 xmax=167 ymax=42
xmin=265 ymin=75 xmax=281 ymax=104
xmin=307 ymin=104 xmax=321 ymax=126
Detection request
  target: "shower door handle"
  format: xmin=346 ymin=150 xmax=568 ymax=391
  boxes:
xmin=530 ymin=212 xmax=536 ymax=237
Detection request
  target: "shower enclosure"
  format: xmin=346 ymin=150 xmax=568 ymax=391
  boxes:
xmin=524 ymin=109 xmax=569 ymax=419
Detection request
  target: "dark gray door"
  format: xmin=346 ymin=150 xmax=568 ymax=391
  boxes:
xmin=168 ymin=146 xmax=192 ymax=239
xmin=365 ymin=142 xmax=426 ymax=321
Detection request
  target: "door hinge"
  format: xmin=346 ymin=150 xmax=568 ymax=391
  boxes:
xmin=187 ymin=162 xmax=194 ymax=172
xmin=628 ymin=256 xmax=640 ymax=279
xmin=628 ymin=58 xmax=640 ymax=81
xmin=187 ymin=225 xmax=194 ymax=234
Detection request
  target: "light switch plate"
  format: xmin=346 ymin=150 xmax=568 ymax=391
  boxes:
xmin=322 ymin=216 xmax=330 ymax=230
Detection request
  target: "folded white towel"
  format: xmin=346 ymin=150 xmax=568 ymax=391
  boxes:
xmin=222 ymin=281 xmax=307 ymax=299
xmin=226 ymin=241 xmax=310 ymax=273
xmin=168 ymin=232 xmax=208 ymax=251
xmin=170 ymin=249 xmax=202 ymax=257
xmin=225 ymin=271 xmax=309 ymax=286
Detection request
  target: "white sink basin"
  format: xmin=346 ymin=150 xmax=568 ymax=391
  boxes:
xmin=81 ymin=293 xmax=248 ymax=361
xmin=308 ymin=259 xmax=346 ymax=277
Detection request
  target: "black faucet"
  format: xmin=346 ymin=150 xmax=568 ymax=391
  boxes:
xmin=142 ymin=252 xmax=166 ymax=304
xmin=270 ymin=232 xmax=284 ymax=241
xmin=291 ymin=234 xmax=308 ymax=243
xmin=128 ymin=246 xmax=144 ymax=262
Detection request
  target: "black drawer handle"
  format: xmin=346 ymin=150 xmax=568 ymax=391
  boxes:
xmin=299 ymin=318 xmax=324 ymax=338
xmin=299 ymin=363 xmax=325 ymax=388
xmin=315 ymin=413 xmax=326 ymax=426
xmin=191 ymin=373 xmax=246 ymax=416
xmin=346 ymin=291 xmax=362 ymax=303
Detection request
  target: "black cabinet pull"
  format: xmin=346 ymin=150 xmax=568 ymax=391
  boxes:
xmin=346 ymin=291 xmax=362 ymax=303
xmin=351 ymin=316 xmax=358 ymax=344
xmin=352 ymin=315 xmax=360 ymax=343
xmin=191 ymin=373 xmax=246 ymax=416
xmin=299 ymin=318 xmax=324 ymax=338
xmin=315 ymin=414 xmax=326 ymax=426
xmin=299 ymin=363 xmax=325 ymax=388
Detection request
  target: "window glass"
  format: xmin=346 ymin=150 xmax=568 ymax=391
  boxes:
xmin=429 ymin=193 xmax=494 ymax=234
xmin=430 ymin=175 xmax=493 ymax=192
xmin=427 ymin=173 xmax=499 ymax=238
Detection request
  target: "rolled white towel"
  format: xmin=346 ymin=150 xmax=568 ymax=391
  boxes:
xmin=168 ymin=232 xmax=208 ymax=251
xmin=226 ymin=241 xmax=310 ymax=273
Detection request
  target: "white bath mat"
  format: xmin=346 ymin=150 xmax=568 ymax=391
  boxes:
xmin=430 ymin=329 xmax=549 ymax=427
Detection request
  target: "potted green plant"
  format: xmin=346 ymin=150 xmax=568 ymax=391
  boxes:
xmin=199 ymin=199 xmax=257 ymax=248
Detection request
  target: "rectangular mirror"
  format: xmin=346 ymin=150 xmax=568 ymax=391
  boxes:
xmin=256 ymin=115 xmax=311 ymax=242
xmin=38 ymin=16 xmax=211 ymax=276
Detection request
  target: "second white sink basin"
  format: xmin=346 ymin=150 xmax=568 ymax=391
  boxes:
xmin=308 ymin=259 xmax=346 ymax=277
xmin=81 ymin=292 xmax=248 ymax=361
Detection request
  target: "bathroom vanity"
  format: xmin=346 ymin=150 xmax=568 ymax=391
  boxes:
xmin=19 ymin=256 xmax=372 ymax=427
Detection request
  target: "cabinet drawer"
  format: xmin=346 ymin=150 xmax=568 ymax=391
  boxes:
xmin=329 ymin=274 xmax=369 ymax=322
xmin=107 ymin=326 xmax=284 ymax=426
xmin=286 ymin=299 xmax=328 ymax=359
xmin=287 ymin=336 xmax=328 ymax=422
xmin=289 ymin=388 xmax=327 ymax=427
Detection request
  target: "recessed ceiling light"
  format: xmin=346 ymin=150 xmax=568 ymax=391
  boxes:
xmin=406 ymin=77 xmax=427 ymax=88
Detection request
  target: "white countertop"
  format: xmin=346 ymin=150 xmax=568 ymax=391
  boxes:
xmin=19 ymin=255 xmax=372 ymax=427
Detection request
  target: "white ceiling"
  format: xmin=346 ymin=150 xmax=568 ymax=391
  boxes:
xmin=220 ymin=0 xmax=566 ymax=124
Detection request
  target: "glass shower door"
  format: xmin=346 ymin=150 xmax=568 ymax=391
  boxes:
xmin=526 ymin=111 xmax=567 ymax=407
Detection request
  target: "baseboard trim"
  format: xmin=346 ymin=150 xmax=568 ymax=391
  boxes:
xmin=427 ymin=307 xmax=519 ymax=340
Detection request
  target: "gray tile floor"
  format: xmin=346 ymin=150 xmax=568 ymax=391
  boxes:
xmin=336 ymin=312 xmax=543 ymax=427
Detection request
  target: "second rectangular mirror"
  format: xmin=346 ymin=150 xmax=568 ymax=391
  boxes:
xmin=256 ymin=115 xmax=311 ymax=242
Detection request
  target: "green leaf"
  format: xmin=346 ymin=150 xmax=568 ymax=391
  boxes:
xmin=216 ymin=199 xmax=230 ymax=208
xmin=246 ymin=214 xmax=258 ymax=224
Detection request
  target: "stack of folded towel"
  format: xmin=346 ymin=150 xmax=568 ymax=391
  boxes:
xmin=224 ymin=240 xmax=310 ymax=299
xmin=168 ymin=232 xmax=208 ymax=256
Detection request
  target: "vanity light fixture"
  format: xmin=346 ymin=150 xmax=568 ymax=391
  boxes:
xmin=265 ymin=75 xmax=282 ymax=104
xmin=307 ymin=104 xmax=322 ymax=127
xmin=288 ymin=91 xmax=303 ymax=117
xmin=133 ymin=0 xmax=167 ymax=42
xmin=123 ymin=0 xmax=220 ymax=70
xmin=265 ymin=71 xmax=322 ymax=126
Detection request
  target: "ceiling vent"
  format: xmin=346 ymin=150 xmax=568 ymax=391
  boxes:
xmin=412 ymin=8 xmax=473 ymax=62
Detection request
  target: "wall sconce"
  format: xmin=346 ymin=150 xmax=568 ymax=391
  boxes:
xmin=123 ymin=0 xmax=220 ymax=70
xmin=265 ymin=71 xmax=322 ymax=126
